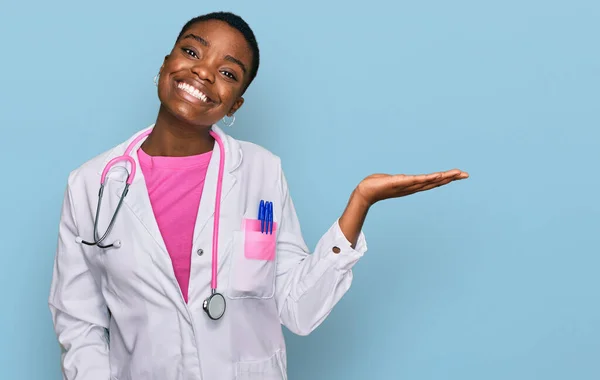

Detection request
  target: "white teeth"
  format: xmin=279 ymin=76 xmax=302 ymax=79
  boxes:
xmin=177 ymin=82 xmax=210 ymax=102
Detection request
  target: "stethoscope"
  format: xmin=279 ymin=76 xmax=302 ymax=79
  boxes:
xmin=75 ymin=127 xmax=227 ymax=321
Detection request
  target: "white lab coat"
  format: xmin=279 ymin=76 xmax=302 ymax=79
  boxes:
xmin=48 ymin=125 xmax=367 ymax=380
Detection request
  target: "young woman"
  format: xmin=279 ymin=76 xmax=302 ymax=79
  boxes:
xmin=49 ymin=11 xmax=468 ymax=380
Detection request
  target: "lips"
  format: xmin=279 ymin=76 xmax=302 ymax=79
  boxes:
xmin=175 ymin=80 xmax=215 ymax=104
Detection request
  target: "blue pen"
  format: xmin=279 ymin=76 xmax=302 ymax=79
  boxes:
xmin=258 ymin=200 xmax=265 ymax=233
xmin=268 ymin=202 xmax=274 ymax=234
xmin=265 ymin=201 xmax=270 ymax=233
xmin=265 ymin=202 xmax=271 ymax=234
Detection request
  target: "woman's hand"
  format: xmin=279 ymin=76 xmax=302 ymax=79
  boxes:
xmin=354 ymin=169 xmax=469 ymax=207
xmin=338 ymin=169 xmax=468 ymax=248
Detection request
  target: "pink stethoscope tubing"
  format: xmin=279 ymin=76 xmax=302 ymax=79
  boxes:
xmin=78 ymin=128 xmax=226 ymax=318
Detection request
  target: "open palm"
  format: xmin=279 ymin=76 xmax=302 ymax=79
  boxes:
xmin=355 ymin=169 xmax=469 ymax=205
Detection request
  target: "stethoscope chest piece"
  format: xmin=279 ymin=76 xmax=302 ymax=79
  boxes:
xmin=203 ymin=291 xmax=226 ymax=320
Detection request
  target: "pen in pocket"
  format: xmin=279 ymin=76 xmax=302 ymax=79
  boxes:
xmin=258 ymin=199 xmax=273 ymax=234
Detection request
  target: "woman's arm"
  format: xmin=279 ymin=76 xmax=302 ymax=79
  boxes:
xmin=49 ymin=179 xmax=111 ymax=380
xmin=275 ymin=167 xmax=468 ymax=335
xmin=338 ymin=170 xmax=469 ymax=247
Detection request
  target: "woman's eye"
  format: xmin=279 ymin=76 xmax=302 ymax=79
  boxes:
xmin=182 ymin=48 xmax=198 ymax=58
xmin=221 ymin=71 xmax=237 ymax=81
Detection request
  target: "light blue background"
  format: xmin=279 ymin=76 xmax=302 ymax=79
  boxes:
xmin=1 ymin=0 xmax=598 ymax=379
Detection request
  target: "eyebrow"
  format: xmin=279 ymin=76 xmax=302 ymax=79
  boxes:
xmin=181 ymin=33 xmax=248 ymax=75
xmin=224 ymin=55 xmax=247 ymax=74
xmin=182 ymin=33 xmax=209 ymax=46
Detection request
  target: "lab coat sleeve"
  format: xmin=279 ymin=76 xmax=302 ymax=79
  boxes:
xmin=48 ymin=182 xmax=111 ymax=380
xmin=275 ymin=167 xmax=367 ymax=336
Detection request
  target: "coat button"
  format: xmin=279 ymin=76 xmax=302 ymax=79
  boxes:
xmin=196 ymin=249 xmax=204 ymax=256
xmin=332 ymin=246 xmax=341 ymax=254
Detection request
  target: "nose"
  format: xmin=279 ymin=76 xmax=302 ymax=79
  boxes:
xmin=191 ymin=61 xmax=216 ymax=84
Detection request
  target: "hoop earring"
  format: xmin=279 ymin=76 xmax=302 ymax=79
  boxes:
xmin=154 ymin=73 xmax=160 ymax=86
xmin=222 ymin=114 xmax=236 ymax=127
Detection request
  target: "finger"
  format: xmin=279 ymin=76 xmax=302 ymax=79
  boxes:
xmin=439 ymin=169 xmax=465 ymax=178
xmin=390 ymin=169 xmax=468 ymax=188
xmin=446 ymin=169 xmax=469 ymax=179
xmin=401 ymin=176 xmax=457 ymax=194
xmin=417 ymin=178 xmax=456 ymax=192
xmin=390 ymin=172 xmax=442 ymax=186
xmin=410 ymin=169 xmax=467 ymax=182
xmin=426 ymin=171 xmax=467 ymax=185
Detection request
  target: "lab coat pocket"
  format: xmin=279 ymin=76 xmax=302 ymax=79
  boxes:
xmin=227 ymin=218 xmax=277 ymax=299
xmin=243 ymin=218 xmax=277 ymax=260
xmin=235 ymin=350 xmax=286 ymax=380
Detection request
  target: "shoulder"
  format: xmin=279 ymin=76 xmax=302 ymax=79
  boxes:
xmin=65 ymin=128 xmax=146 ymax=190
xmin=237 ymin=139 xmax=282 ymax=168
xmin=65 ymin=146 xmax=115 ymax=191
xmin=229 ymin=136 xmax=288 ymax=195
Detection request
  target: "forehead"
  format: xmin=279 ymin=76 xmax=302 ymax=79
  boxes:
xmin=179 ymin=19 xmax=253 ymax=62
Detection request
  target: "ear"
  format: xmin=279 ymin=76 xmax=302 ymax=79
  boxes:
xmin=228 ymin=97 xmax=245 ymax=116
xmin=158 ymin=54 xmax=171 ymax=73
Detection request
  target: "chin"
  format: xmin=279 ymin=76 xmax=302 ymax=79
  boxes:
xmin=166 ymin=102 xmax=220 ymax=127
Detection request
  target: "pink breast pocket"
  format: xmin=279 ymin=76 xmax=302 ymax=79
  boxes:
xmin=242 ymin=218 xmax=277 ymax=261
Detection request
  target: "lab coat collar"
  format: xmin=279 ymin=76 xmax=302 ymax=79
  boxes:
xmin=96 ymin=123 xmax=243 ymax=178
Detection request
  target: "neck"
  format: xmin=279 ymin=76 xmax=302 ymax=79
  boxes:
xmin=141 ymin=106 xmax=215 ymax=157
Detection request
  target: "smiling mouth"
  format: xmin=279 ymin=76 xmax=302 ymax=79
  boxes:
xmin=176 ymin=81 xmax=213 ymax=103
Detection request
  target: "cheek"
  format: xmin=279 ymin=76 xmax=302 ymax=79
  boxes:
xmin=218 ymin=86 xmax=243 ymax=110
xmin=157 ymin=76 xmax=172 ymax=102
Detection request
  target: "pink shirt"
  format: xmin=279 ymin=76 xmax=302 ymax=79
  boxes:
xmin=138 ymin=148 xmax=212 ymax=303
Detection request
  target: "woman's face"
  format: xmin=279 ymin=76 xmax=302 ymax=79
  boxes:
xmin=157 ymin=19 xmax=253 ymax=127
